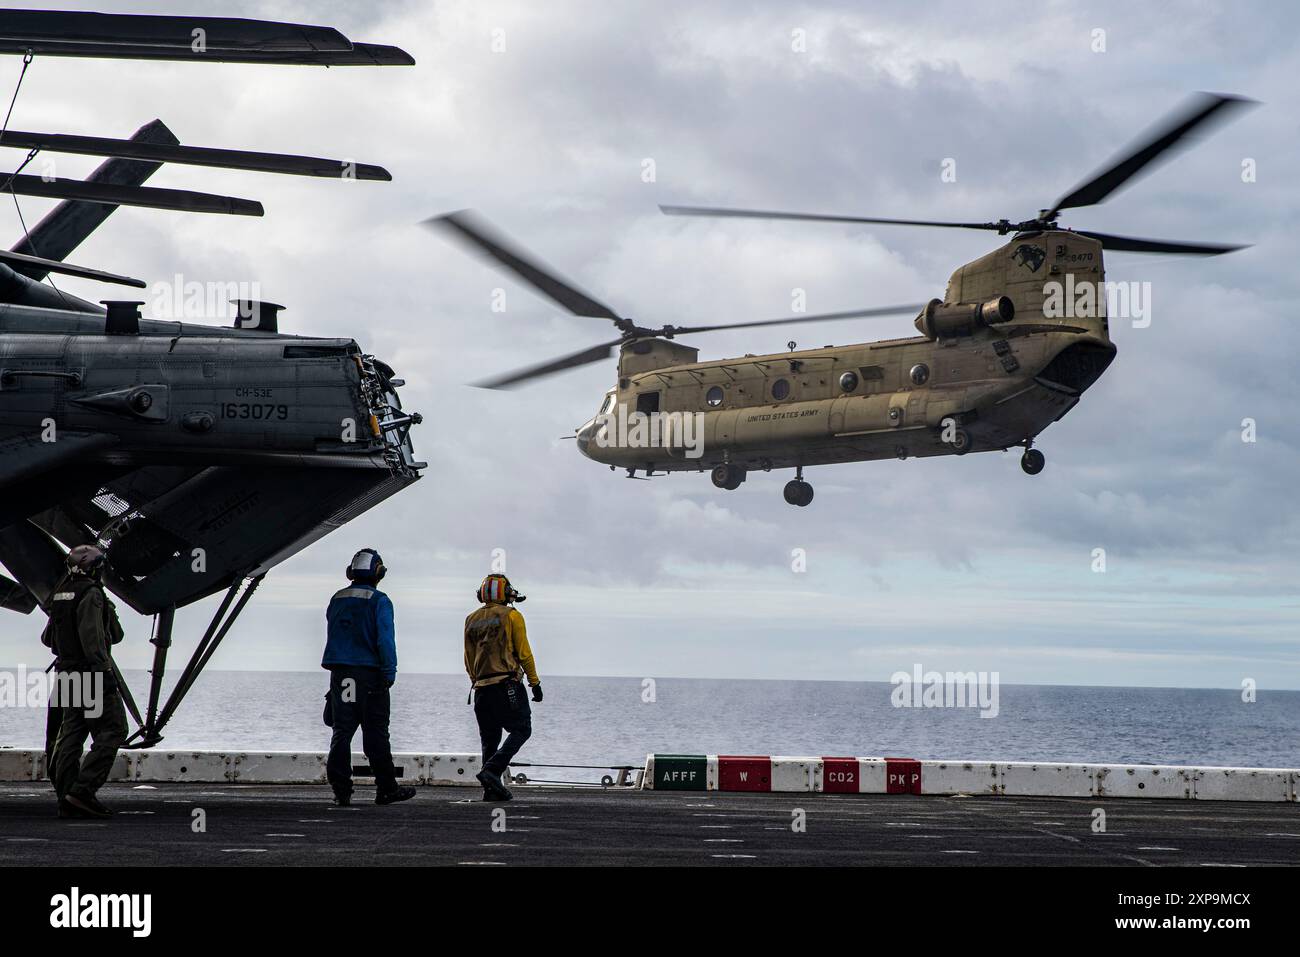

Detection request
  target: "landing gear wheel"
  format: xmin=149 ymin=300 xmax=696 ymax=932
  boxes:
xmin=783 ymin=479 xmax=814 ymax=507
xmin=951 ymin=427 xmax=973 ymax=455
xmin=1020 ymin=448 xmax=1045 ymax=475
xmin=711 ymin=464 xmax=746 ymax=490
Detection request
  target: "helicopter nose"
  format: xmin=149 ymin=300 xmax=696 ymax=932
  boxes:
xmin=575 ymin=420 xmax=596 ymax=457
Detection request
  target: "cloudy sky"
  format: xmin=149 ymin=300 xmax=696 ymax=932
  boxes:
xmin=2 ymin=0 xmax=1298 ymax=690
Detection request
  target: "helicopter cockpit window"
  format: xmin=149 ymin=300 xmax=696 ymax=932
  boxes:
xmin=771 ymin=378 xmax=790 ymax=401
xmin=599 ymin=393 xmax=615 ymax=415
xmin=636 ymin=391 xmax=660 ymax=415
xmin=705 ymin=386 xmax=724 ymax=407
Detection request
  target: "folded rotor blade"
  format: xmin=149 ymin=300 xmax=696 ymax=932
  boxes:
xmin=0 ymin=40 xmax=415 ymax=66
xmin=475 ymin=340 xmax=623 ymax=390
xmin=0 ymin=10 xmax=353 ymax=52
xmin=0 ymin=130 xmax=390 ymax=181
xmin=427 ymin=211 xmax=625 ymax=321
xmin=0 ymin=11 xmax=413 ymax=64
xmin=3 ymin=174 xmax=263 ymax=216
xmin=0 ymin=248 xmax=145 ymax=286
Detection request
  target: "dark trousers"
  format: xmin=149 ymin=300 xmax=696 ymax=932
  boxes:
xmin=327 ymin=666 xmax=397 ymax=795
xmin=474 ymin=679 xmax=532 ymax=776
xmin=44 ymin=692 xmax=65 ymax=777
xmin=51 ymin=672 xmax=127 ymax=801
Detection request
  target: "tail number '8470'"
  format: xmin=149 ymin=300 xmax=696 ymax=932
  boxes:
xmin=221 ymin=402 xmax=289 ymax=421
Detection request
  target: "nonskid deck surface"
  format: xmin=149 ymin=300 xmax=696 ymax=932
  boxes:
xmin=1 ymin=783 xmax=1296 ymax=866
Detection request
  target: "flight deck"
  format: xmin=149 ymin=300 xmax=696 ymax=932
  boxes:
xmin=2 ymin=782 xmax=1298 ymax=867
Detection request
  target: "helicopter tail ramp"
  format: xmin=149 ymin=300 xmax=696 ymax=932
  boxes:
xmin=6 ymin=461 xmax=419 ymax=616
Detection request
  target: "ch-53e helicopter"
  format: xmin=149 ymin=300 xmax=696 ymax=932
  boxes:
xmin=0 ymin=10 xmax=420 ymax=747
xmin=432 ymin=92 xmax=1251 ymax=507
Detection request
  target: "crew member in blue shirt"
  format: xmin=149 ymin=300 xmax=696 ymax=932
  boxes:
xmin=322 ymin=548 xmax=415 ymax=806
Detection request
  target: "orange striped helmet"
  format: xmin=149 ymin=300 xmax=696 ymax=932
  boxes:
xmin=477 ymin=574 xmax=516 ymax=604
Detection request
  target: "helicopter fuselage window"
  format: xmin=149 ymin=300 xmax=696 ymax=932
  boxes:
xmin=636 ymin=391 xmax=660 ymax=415
xmin=771 ymin=378 xmax=790 ymax=401
xmin=706 ymin=386 xmax=724 ymax=407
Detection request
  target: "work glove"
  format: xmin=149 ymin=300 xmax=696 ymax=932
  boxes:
xmin=531 ymin=684 xmax=543 ymax=703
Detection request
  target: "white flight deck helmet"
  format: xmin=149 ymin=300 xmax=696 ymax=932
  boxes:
xmin=345 ymin=548 xmax=386 ymax=584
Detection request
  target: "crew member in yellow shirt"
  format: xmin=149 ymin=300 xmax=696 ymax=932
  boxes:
xmin=464 ymin=574 xmax=542 ymax=801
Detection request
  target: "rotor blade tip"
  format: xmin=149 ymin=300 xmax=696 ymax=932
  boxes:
xmin=421 ymin=210 xmax=462 ymax=229
xmin=1203 ymin=91 xmax=1260 ymax=107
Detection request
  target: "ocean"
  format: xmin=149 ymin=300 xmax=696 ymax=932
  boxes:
xmin=3 ymin=671 xmax=1298 ymax=781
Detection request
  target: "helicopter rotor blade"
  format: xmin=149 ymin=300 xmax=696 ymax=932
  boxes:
xmin=426 ymin=211 xmax=627 ymax=323
xmin=1043 ymin=93 xmax=1256 ymax=221
xmin=3 ymin=173 xmax=263 ymax=215
xmin=660 ymin=204 xmax=1004 ymax=232
xmin=0 ymin=10 xmax=415 ymax=66
xmin=475 ymin=339 xmax=623 ymax=390
xmin=1073 ymin=230 xmax=1248 ymax=256
xmin=0 ymin=130 xmax=392 ymax=181
xmin=0 ymin=9 xmax=352 ymax=53
xmin=0 ymin=249 xmax=145 ymax=287
xmin=662 ymin=303 xmax=925 ymax=337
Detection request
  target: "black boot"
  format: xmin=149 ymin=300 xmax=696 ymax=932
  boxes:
xmin=375 ymin=785 xmax=416 ymax=806
xmin=476 ymin=769 xmax=513 ymax=801
xmin=57 ymin=797 xmax=90 ymax=819
xmin=64 ymin=792 xmax=111 ymax=819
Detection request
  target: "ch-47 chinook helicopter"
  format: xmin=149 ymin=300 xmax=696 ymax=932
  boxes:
xmin=0 ymin=10 xmax=421 ymax=747
xmin=432 ymin=92 xmax=1252 ymax=507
